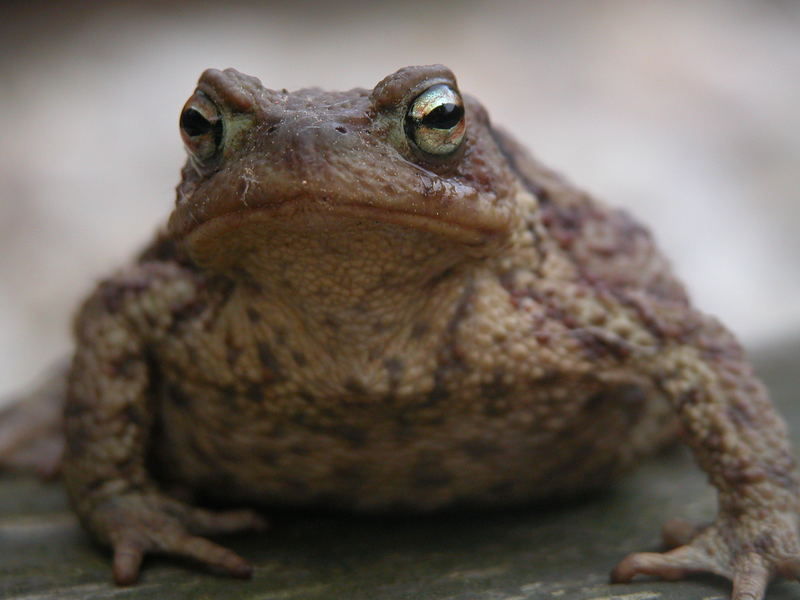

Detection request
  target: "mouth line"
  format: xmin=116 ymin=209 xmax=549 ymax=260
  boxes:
xmin=178 ymin=193 xmax=505 ymax=245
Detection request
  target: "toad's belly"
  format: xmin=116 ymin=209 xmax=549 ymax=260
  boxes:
xmin=154 ymin=382 xmax=676 ymax=512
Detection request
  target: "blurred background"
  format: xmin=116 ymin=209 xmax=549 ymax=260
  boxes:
xmin=0 ymin=0 xmax=798 ymax=399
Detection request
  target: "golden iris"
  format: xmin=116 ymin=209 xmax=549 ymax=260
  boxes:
xmin=405 ymin=84 xmax=466 ymax=156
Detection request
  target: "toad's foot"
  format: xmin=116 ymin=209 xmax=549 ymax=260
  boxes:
xmin=611 ymin=512 xmax=800 ymax=600
xmin=88 ymin=491 xmax=268 ymax=585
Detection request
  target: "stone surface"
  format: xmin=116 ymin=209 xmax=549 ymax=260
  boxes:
xmin=1 ymin=338 xmax=799 ymax=599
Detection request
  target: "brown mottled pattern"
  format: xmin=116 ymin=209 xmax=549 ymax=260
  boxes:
xmin=2 ymin=64 xmax=791 ymax=595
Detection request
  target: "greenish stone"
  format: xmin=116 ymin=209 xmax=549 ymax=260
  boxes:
xmin=2 ymin=338 xmax=799 ymax=599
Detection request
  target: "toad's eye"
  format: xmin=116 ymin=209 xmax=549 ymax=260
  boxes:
xmin=405 ymin=84 xmax=466 ymax=156
xmin=179 ymin=92 xmax=223 ymax=165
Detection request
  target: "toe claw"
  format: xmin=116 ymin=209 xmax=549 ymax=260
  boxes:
xmin=173 ymin=534 xmax=254 ymax=579
xmin=611 ymin=547 xmax=701 ymax=583
xmin=732 ymin=553 xmax=768 ymax=600
xmin=611 ymin=553 xmax=644 ymax=583
xmin=113 ymin=540 xmax=145 ymax=586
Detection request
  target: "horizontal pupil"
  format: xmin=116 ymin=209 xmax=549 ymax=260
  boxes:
xmin=181 ymin=108 xmax=212 ymax=137
xmin=421 ymin=103 xmax=463 ymax=130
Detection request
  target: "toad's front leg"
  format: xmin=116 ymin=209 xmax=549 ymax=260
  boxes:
xmin=63 ymin=263 xmax=266 ymax=585
xmin=611 ymin=314 xmax=800 ymax=600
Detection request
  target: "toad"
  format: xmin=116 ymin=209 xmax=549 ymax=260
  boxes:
xmin=1 ymin=65 xmax=798 ymax=600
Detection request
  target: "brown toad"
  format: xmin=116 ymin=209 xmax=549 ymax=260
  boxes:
xmin=1 ymin=65 xmax=798 ymax=599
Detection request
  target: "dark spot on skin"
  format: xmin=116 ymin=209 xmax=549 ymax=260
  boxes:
xmin=98 ymin=285 xmax=123 ymax=313
xmin=220 ymin=385 xmax=237 ymax=404
xmin=752 ymin=532 xmax=775 ymax=555
xmin=573 ymin=328 xmax=631 ymax=361
xmin=700 ymin=340 xmax=744 ymax=362
xmin=259 ymin=448 xmax=279 ymax=465
xmin=186 ymin=345 xmax=199 ymax=367
xmin=246 ymin=307 xmax=261 ymax=323
xmin=198 ymin=472 xmax=240 ymax=502
xmin=227 ymin=345 xmax=243 ymax=367
xmin=64 ymin=402 xmax=90 ymax=419
xmin=289 ymin=443 xmax=311 ymax=456
xmin=422 ymin=414 xmax=446 ymax=427
xmin=114 ymin=454 xmax=138 ymax=475
xmin=292 ymin=350 xmax=308 ymax=366
xmin=170 ymin=299 xmax=208 ymax=332
xmin=722 ymin=459 xmax=766 ymax=486
xmin=143 ymin=311 xmax=158 ymax=330
xmin=425 ymin=371 xmax=451 ymax=405
xmin=334 ymin=464 xmax=363 ymax=482
xmin=488 ymin=480 xmax=515 ymax=497
xmin=547 ymin=204 xmax=582 ymax=235
xmin=246 ymin=382 xmax=264 ymax=403
xmin=280 ymin=477 xmax=309 ymax=493
xmin=246 ymin=277 xmax=265 ymax=294
xmin=66 ymin=424 xmax=88 ymax=457
xmin=481 ymin=371 xmax=511 ymax=400
xmin=585 ymin=384 xmax=647 ymax=425
xmin=344 ymin=378 xmax=366 ymax=396
xmin=426 ymin=266 xmax=455 ymax=289
xmin=186 ymin=433 xmax=214 ymax=463
xmin=498 ymin=270 xmax=516 ymax=296
xmin=257 ymin=342 xmax=281 ymax=379
xmin=231 ymin=267 xmax=264 ymax=294
xmin=570 ymin=451 xmax=621 ymax=490
xmin=412 ymin=454 xmax=453 ymax=488
xmin=110 ymin=353 xmax=140 ymax=378
xmin=675 ymin=389 xmax=700 ymax=413
xmin=323 ymin=314 xmax=339 ymax=331
xmin=274 ymin=326 xmax=288 ymax=346
xmin=208 ymin=434 xmax=245 ymax=463
xmin=613 ymin=289 xmax=682 ymax=343
xmin=410 ymin=321 xmax=429 ymax=339
xmin=384 ymin=357 xmax=404 ymax=391
xmin=532 ymin=371 xmax=561 ymax=387
xmin=445 ymin=276 xmax=475 ymax=338
xmin=167 ymin=384 xmax=192 ymax=408
xmin=727 ymin=402 xmax=756 ymax=430
xmin=125 ymin=405 xmax=146 ymax=428
xmin=297 ymin=389 xmax=316 ymax=404
xmin=461 ymin=439 xmax=501 ymax=460
xmin=763 ymin=454 xmax=800 ymax=493
xmin=483 ymin=402 xmax=508 ymax=417
xmin=335 ymin=425 xmax=367 ymax=448
xmin=384 ymin=357 xmax=404 ymax=376
xmin=84 ymin=478 xmax=106 ymax=494
xmin=392 ymin=417 xmax=415 ymax=443
xmin=99 ymin=280 xmax=140 ymax=314
xmin=311 ymin=492 xmax=342 ymax=506
xmin=269 ymin=422 xmax=286 ymax=438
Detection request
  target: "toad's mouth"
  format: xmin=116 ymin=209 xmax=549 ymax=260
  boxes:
xmin=169 ymin=190 xmax=514 ymax=250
